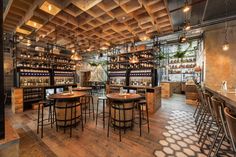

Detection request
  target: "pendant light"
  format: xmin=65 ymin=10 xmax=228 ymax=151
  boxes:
xmin=222 ymin=0 xmax=230 ymax=51
xmin=182 ymin=1 xmax=190 ymax=13
xmin=129 ymin=55 xmax=139 ymax=64
xmin=183 ymin=21 xmax=191 ymax=31
xmin=71 ymin=49 xmax=82 ymax=61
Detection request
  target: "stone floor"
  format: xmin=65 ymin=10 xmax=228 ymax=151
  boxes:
xmin=5 ymin=94 xmax=232 ymax=157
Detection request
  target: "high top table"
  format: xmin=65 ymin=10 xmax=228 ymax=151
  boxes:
xmin=48 ymin=91 xmax=86 ymax=127
xmin=72 ymin=87 xmax=92 ymax=92
xmin=106 ymin=93 xmax=142 ymax=127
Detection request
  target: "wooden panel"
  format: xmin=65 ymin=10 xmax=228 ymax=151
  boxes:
xmin=160 ymin=82 xmax=173 ymax=98
xmin=11 ymin=88 xmax=23 ymax=113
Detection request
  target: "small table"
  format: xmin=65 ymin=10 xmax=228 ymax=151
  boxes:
xmin=72 ymin=87 xmax=92 ymax=92
xmin=106 ymin=93 xmax=142 ymax=127
xmin=48 ymin=92 xmax=86 ymax=127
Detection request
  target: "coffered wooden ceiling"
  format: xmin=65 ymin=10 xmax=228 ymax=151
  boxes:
xmin=3 ymin=0 xmax=173 ymax=50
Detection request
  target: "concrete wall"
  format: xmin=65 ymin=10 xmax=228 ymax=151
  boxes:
xmin=204 ymin=23 xmax=236 ymax=87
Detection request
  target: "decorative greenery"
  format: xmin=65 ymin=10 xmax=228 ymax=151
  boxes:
xmin=173 ymin=41 xmax=193 ymax=59
xmin=156 ymin=52 xmax=166 ymax=60
xmin=88 ymin=60 xmax=108 ymax=66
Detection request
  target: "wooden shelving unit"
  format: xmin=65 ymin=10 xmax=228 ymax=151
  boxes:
xmin=107 ymin=48 xmax=158 ymax=88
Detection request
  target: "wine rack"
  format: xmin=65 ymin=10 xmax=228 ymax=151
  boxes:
xmin=108 ymin=48 xmax=158 ymax=88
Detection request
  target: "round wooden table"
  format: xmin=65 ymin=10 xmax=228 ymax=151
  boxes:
xmin=106 ymin=93 xmax=142 ymax=128
xmin=72 ymin=87 xmax=92 ymax=92
xmin=49 ymin=92 xmax=86 ymax=128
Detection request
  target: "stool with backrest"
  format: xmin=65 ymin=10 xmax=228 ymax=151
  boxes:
xmin=223 ymin=107 xmax=236 ymax=154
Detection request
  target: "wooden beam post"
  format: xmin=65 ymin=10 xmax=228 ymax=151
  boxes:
xmin=0 ymin=0 xmax=5 ymax=140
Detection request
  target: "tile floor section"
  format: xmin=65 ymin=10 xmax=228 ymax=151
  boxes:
xmin=154 ymin=110 xmax=234 ymax=157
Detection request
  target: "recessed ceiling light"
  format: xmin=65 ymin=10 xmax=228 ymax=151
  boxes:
xmin=39 ymin=1 xmax=61 ymax=16
xmin=16 ymin=27 xmax=31 ymax=35
xmin=25 ymin=20 xmax=43 ymax=29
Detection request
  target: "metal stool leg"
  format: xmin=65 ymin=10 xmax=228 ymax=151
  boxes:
xmin=118 ymin=104 xmax=121 ymax=142
xmin=107 ymin=102 xmax=111 ymax=137
xmin=37 ymin=103 xmax=40 ymax=134
xmin=139 ymin=104 xmax=142 ymax=136
xmin=146 ymin=103 xmax=150 ymax=133
xmin=103 ymin=100 xmax=105 ymax=128
xmin=41 ymin=105 xmax=44 ymax=138
xmin=96 ymin=99 xmax=99 ymax=125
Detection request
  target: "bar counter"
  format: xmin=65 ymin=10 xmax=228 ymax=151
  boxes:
xmin=205 ymin=85 xmax=236 ymax=111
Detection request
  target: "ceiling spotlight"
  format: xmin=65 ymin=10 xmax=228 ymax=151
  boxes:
xmin=183 ymin=2 xmax=190 ymax=13
xmin=72 ymin=49 xmax=75 ymax=53
xmin=179 ymin=35 xmax=187 ymax=43
xmin=222 ymin=41 xmax=229 ymax=51
xmin=71 ymin=52 xmax=82 ymax=61
xmin=48 ymin=4 xmax=52 ymax=11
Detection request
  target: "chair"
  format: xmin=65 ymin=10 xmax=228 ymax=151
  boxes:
xmin=224 ymin=107 xmax=236 ymax=153
xmin=37 ymin=100 xmax=55 ymax=138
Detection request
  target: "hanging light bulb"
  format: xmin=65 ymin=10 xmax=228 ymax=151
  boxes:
xmin=222 ymin=0 xmax=230 ymax=51
xmin=129 ymin=55 xmax=139 ymax=64
xmin=71 ymin=50 xmax=82 ymax=61
xmin=179 ymin=35 xmax=187 ymax=43
xmin=183 ymin=22 xmax=191 ymax=31
xmin=48 ymin=4 xmax=52 ymax=11
xmin=183 ymin=1 xmax=190 ymax=13
xmin=222 ymin=41 xmax=229 ymax=51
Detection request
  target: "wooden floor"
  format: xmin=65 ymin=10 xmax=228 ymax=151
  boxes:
xmin=6 ymin=94 xmax=195 ymax=157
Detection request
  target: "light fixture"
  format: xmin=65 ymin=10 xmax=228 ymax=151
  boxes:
xmin=179 ymin=35 xmax=187 ymax=43
xmin=71 ymin=50 xmax=82 ymax=61
xmin=183 ymin=1 xmax=190 ymax=13
xmin=129 ymin=55 xmax=139 ymax=64
xmin=139 ymin=35 xmax=150 ymax=41
xmin=222 ymin=41 xmax=229 ymax=51
xmin=222 ymin=0 xmax=230 ymax=51
xmin=26 ymin=39 xmax=31 ymax=46
xmin=16 ymin=27 xmax=31 ymax=35
xmin=25 ymin=20 xmax=43 ymax=29
xmin=39 ymin=1 xmax=61 ymax=16
xmin=100 ymin=46 xmax=108 ymax=50
xmin=183 ymin=22 xmax=191 ymax=31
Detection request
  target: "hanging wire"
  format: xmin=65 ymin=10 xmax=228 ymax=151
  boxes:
xmin=224 ymin=0 xmax=229 ymax=42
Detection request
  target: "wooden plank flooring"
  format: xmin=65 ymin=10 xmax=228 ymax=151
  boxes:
xmin=6 ymin=94 xmax=195 ymax=157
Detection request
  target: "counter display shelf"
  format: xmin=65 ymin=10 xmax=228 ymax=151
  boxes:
xmin=160 ymin=82 xmax=173 ymax=98
xmin=11 ymin=84 xmax=77 ymax=112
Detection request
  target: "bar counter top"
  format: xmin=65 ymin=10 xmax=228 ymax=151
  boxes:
xmin=205 ymin=85 xmax=236 ymax=111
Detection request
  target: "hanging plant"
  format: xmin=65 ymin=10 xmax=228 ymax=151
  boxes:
xmin=173 ymin=41 xmax=193 ymax=59
xmin=157 ymin=52 xmax=166 ymax=60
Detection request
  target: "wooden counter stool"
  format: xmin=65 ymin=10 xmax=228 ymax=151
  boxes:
xmin=96 ymin=96 xmax=108 ymax=128
xmin=37 ymin=100 xmax=55 ymax=138
xmin=81 ymin=94 xmax=95 ymax=123
xmin=137 ymin=99 xmax=150 ymax=136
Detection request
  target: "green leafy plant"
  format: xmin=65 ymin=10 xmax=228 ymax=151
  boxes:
xmin=173 ymin=41 xmax=193 ymax=59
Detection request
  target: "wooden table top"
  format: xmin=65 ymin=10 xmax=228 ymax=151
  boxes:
xmin=205 ymin=85 xmax=236 ymax=111
xmin=48 ymin=91 xmax=86 ymax=99
xmin=72 ymin=87 xmax=92 ymax=91
xmin=106 ymin=93 xmax=142 ymax=102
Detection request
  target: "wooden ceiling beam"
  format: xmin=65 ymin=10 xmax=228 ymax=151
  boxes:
xmin=3 ymin=0 xmax=13 ymax=22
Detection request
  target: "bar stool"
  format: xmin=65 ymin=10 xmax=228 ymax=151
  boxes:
xmin=37 ymin=100 xmax=54 ymax=138
xmin=81 ymin=94 xmax=95 ymax=123
xmin=96 ymin=96 xmax=108 ymax=128
xmin=136 ymin=99 xmax=150 ymax=136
